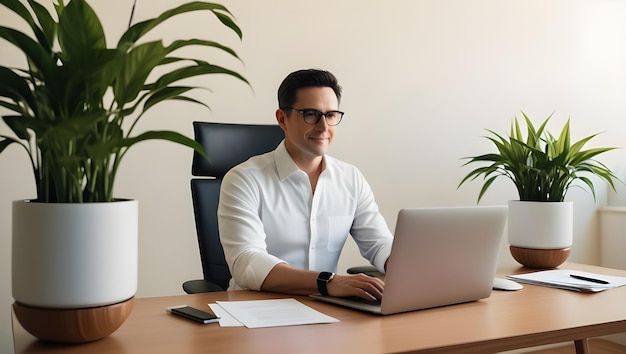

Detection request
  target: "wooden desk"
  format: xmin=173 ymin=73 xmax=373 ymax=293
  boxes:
xmin=13 ymin=263 xmax=626 ymax=354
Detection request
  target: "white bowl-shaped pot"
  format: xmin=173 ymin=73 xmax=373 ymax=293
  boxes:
xmin=508 ymin=200 xmax=573 ymax=249
xmin=12 ymin=199 xmax=138 ymax=307
xmin=12 ymin=199 xmax=138 ymax=343
xmin=508 ymin=200 xmax=573 ymax=268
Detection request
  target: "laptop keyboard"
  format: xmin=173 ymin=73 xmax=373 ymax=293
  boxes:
xmin=345 ymin=296 xmax=381 ymax=306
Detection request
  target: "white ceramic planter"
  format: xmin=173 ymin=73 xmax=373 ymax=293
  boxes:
xmin=12 ymin=199 xmax=138 ymax=308
xmin=508 ymin=200 xmax=573 ymax=249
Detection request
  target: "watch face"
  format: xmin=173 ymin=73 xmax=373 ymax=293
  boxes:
xmin=319 ymin=272 xmax=334 ymax=281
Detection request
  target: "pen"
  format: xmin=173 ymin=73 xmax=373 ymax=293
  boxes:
xmin=569 ymin=274 xmax=610 ymax=285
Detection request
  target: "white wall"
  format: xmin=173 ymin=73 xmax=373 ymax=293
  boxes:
xmin=2 ymin=0 xmax=626 ymax=352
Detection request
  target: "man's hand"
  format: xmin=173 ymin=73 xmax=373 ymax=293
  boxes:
xmin=261 ymin=263 xmax=384 ymax=301
xmin=327 ymin=273 xmax=384 ymax=301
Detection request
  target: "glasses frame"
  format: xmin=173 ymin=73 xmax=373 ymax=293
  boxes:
xmin=283 ymin=108 xmax=344 ymax=126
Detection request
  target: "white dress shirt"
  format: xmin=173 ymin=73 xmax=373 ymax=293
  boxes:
xmin=218 ymin=141 xmax=393 ymax=290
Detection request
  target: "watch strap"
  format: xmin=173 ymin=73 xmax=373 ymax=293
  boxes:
xmin=317 ymin=271 xmax=335 ymax=296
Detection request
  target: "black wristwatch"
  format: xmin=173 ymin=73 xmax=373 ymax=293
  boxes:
xmin=317 ymin=271 xmax=335 ymax=296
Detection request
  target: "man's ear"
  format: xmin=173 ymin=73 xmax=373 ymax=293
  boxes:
xmin=276 ymin=109 xmax=287 ymax=130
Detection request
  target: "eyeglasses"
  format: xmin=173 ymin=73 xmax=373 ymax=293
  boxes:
xmin=283 ymin=108 xmax=344 ymax=126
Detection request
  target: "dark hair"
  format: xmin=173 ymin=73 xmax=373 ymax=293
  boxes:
xmin=277 ymin=69 xmax=342 ymax=109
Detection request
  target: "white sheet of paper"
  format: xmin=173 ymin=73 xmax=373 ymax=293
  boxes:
xmin=208 ymin=303 xmax=243 ymax=327
xmin=215 ymin=298 xmax=340 ymax=328
xmin=508 ymin=269 xmax=626 ymax=292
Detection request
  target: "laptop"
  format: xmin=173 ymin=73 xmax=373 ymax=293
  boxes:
xmin=310 ymin=206 xmax=508 ymax=315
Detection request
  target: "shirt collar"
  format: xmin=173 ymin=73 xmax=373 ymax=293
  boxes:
xmin=274 ymin=141 xmax=331 ymax=181
xmin=275 ymin=141 xmax=300 ymax=181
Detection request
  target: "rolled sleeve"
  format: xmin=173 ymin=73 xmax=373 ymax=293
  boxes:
xmin=218 ymin=168 xmax=285 ymax=290
xmin=350 ymin=170 xmax=394 ymax=273
xmin=371 ymin=242 xmax=392 ymax=274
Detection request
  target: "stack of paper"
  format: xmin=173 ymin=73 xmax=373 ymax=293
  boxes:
xmin=508 ymin=269 xmax=626 ymax=293
xmin=208 ymin=298 xmax=339 ymax=328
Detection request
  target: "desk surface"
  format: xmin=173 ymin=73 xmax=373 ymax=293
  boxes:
xmin=12 ymin=263 xmax=626 ymax=354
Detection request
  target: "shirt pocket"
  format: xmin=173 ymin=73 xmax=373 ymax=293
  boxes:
xmin=327 ymin=216 xmax=352 ymax=252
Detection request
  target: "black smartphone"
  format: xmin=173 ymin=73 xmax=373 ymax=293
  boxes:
xmin=167 ymin=305 xmax=220 ymax=324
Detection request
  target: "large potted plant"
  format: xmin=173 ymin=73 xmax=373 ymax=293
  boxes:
xmin=459 ymin=112 xmax=617 ymax=268
xmin=0 ymin=0 xmax=246 ymax=343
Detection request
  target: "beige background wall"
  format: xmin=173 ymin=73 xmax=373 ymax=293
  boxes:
xmin=2 ymin=0 xmax=626 ymax=351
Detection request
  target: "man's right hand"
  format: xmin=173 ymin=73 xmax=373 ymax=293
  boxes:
xmin=326 ymin=273 xmax=384 ymax=301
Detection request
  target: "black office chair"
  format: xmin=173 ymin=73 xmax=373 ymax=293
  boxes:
xmin=183 ymin=122 xmax=285 ymax=294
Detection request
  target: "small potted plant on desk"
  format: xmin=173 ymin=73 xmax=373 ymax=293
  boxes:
xmin=0 ymin=0 xmax=246 ymax=344
xmin=459 ymin=112 xmax=618 ymax=269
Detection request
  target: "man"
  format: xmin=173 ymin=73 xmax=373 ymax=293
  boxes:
xmin=218 ymin=69 xmax=393 ymax=301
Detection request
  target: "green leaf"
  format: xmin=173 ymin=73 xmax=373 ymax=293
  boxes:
xmin=214 ymin=10 xmax=242 ymax=39
xmin=58 ymin=0 xmax=106 ymax=56
xmin=118 ymin=2 xmax=241 ymax=46
xmin=3 ymin=115 xmax=36 ymax=140
xmin=165 ymin=38 xmax=241 ymax=61
xmin=142 ymin=86 xmax=198 ymax=112
xmin=0 ymin=99 xmax=24 ymax=113
xmin=114 ymin=40 xmax=167 ymax=106
xmin=0 ymin=66 xmax=36 ymax=109
xmin=0 ymin=0 xmax=35 ymax=24
xmin=27 ymin=0 xmax=57 ymax=51
xmin=93 ymin=130 xmax=207 ymax=159
xmin=152 ymin=63 xmax=249 ymax=89
xmin=0 ymin=25 xmax=54 ymax=74
xmin=158 ymin=95 xmax=210 ymax=109
xmin=0 ymin=135 xmax=19 ymax=153
xmin=53 ymin=0 xmax=66 ymax=17
xmin=0 ymin=0 xmax=50 ymax=51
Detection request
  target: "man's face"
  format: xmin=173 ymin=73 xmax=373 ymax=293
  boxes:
xmin=276 ymin=86 xmax=339 ymax=163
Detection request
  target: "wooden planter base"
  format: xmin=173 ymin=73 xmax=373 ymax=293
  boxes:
xmin=13 ymin=297 xmax=134 ymax=343
xmin=510 ymin=246 xmax=571 ymax=268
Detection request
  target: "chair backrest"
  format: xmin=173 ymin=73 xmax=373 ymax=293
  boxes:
xmin=190 ymin=121 xmax=284 ymax=290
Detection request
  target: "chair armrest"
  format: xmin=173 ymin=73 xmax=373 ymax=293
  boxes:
xmin=346 ymin=265 xmax=383 ymax=277
xmin=182 ymin=279 xmax=226 ymax=294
